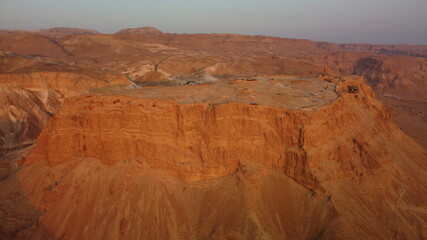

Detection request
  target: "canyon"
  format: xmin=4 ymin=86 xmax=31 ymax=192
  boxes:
xmin=0 ymin=27 xmax=426 ymax=239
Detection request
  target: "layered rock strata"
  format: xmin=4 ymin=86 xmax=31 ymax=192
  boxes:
xmin=0 ymin=77 xmax=423 ymax=239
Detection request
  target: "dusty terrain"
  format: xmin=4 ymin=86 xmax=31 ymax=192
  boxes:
xmin=0 ymin=27 xmax=426 ymax=239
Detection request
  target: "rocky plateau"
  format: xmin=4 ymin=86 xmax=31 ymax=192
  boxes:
xmin=0 ymin=27 xmax=426 ymax=240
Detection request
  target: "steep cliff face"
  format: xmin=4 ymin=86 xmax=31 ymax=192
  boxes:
xmin=2 ymin=77 xmax=424 ymax=239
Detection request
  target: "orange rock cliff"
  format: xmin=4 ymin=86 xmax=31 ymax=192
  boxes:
xmin=0 ymin=28 xmax=426 ymax=240
xmin=2 ymin=77 xmax=423 ymax=239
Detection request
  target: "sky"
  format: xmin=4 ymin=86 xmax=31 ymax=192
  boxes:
xmin=0 ymin=0 xmax=426 ymax=45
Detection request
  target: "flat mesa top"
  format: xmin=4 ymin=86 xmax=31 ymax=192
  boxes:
xmin=112 ymin=77 xmax=338 ymax=109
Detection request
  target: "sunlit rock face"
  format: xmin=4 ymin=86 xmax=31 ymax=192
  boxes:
xmin=5 ymin=77 xmax=424 ymax=239
xmin=0 ymin=29 xmax=426 ymax=240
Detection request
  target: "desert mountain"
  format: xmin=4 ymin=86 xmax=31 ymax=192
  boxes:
xmin=38 ymin=27 xmax=100 ymax=35
xmin=1 ymin=28 xmax=425 ymax=147
xmin=1 ymin=76 xmax=426 ymax=239
xmin=0 ymin=28 xmax=426 ymax=239
xmin=116 ymin=27 xmax=164 ymax=35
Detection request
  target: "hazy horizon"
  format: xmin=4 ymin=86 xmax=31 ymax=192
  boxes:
xmin=1 ymin=0 xmax=426 ymax=45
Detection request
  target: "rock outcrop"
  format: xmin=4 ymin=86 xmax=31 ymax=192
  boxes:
xmin=1 ymin=77 xmax=424 ymax=239
xmin=1 ymin=28 xmax=427 ymax=239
